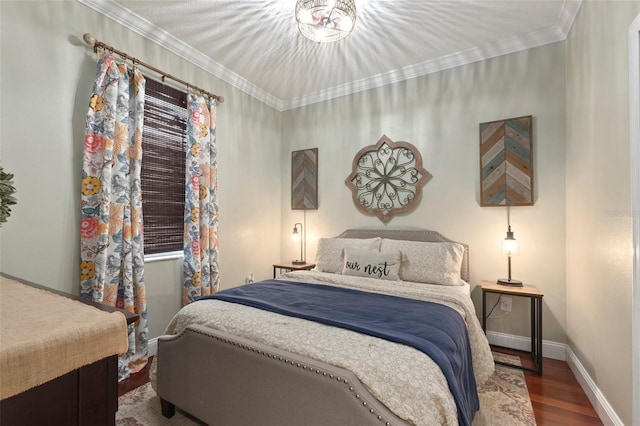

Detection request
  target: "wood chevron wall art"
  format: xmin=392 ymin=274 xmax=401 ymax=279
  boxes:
xmin=291 ymin=148 xmax=318 ymax=209
xmin=479 ymin=115 xmax=534 ymax=206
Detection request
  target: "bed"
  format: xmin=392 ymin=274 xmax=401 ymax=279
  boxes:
xmin=153 ymin=229 xmax=494 ymax=426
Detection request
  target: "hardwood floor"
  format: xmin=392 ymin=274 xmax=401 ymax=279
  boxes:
xmin=119 ymin=352 xmax=603 ymax=425
xmin=526 ymin=358 xmax=602 ymax=425
xmin=493 ymin=347 xmax=603 ymax=425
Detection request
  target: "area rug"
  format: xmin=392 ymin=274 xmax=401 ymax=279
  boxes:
xmin=473 ymin=352 xmax=536 ymax=425
xmin=116 ymin=353 xmax=535 ymax=426
xmin=116 ymin=383 xmax=202 ymax=426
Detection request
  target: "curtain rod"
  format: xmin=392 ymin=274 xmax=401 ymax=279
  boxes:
xmin=82 ymin=33 xmax=224 ymax=104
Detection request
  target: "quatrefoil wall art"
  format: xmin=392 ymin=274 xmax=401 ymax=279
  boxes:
xmin=345 ymin=135 xmax=432 ymax=224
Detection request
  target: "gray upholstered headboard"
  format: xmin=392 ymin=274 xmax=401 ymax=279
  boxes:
xmin=336 ymin=229 xmax=470 ymax=283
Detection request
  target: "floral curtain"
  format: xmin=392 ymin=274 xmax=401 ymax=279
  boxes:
xmin=80 ymin=53 xmax=148 ymax=381
xmin=183 ymin=92 xmax=220 ymax=304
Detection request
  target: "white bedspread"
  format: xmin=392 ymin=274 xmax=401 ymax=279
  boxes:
xmin=153 ymin=271 xmax=494 ymax=425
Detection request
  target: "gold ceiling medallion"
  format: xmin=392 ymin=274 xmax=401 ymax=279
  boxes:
xmin=345 ymin=135 xmax=432 ymax=224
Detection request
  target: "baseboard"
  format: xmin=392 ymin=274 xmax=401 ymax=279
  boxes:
xmin=485 ymin=330 xmax=566 ymax=360
xmin=566 ymin=347 xmax=624 ymax=426
xmin=487 ymin=331 xmax=622 ymax=424
xmin=148 ymin=337 xmax=158 ymax=357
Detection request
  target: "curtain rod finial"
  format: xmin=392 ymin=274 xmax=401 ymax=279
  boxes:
xmin=83 ymin=33 xmax=96 ymax=46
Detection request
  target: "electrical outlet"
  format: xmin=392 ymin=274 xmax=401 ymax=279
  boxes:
xmin=245 ymin=274 xmax=254 ymax=284
xmin=500 ymin=296 xmax=512 ymax=312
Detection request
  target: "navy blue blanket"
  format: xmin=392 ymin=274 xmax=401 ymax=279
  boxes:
xmin=199 ymin=280 xmax=478 ymax=425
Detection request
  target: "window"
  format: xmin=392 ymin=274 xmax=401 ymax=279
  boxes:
xmin=140 ymin=78 xmax=187 ymax=256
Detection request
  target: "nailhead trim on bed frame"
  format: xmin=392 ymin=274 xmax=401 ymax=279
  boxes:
xmin=159 ymin=327 xmax=394 ymax=425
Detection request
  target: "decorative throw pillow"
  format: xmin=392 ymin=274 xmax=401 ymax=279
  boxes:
xmin=342 ymin=248 xmax=401 ymax=281
xmin=380 ymin=239 xmax=465 ymax=286
xmin=314 ymin=238 xmax=381 ymax=273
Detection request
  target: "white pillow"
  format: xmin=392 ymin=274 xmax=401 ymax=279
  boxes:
xmin=314 ymin=237 xmax=381 ymax=273
xmin=342 ymin=248 xmax=401 ymax=281
xmin=380 ymin=239 xmax=465 ymax=286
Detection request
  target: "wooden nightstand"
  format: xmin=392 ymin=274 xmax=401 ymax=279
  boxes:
xmin=272 ymin=262 xmax=316 ymax=278
xmin=481 ymin=280 xmax=544 ymax=375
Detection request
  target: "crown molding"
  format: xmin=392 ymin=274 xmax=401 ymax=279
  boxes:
xmin=77 ymin=0 xmax=281 ymax=110
xmin=556 ymin=0 xmax=583 ymax=37
xmin=79 ymin=0 xmax=582 ymax=112
xmin=281 ymin=22 xmax=571 ymax=111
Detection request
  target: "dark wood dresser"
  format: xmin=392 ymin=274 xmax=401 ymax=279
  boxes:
xmin=0 ymin=273 xmax=138 ymax=426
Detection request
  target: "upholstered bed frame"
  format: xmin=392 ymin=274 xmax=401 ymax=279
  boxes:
xmin=156 ymin=229 xmax=469 ymax=425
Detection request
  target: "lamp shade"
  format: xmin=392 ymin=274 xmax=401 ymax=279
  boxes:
xmin=497 ymin=225 xmax=523 ymax=286
xmin=502 ymin=233 xmax=518 ymax=255
xmin=295 ymin=0 xmax=357 ymax=43
xmin=292 ymin=223 xmax=305 ymax=264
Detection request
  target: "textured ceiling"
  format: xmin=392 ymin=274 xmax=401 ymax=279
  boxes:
xmin=81 ymin=0 xmax=582 ymax=110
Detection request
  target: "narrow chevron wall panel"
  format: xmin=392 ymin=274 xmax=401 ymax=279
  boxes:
xmin=291 ymin=148 xmax=318 ymax=209
xmin=479 ymin=115 xmax=534 ymax=206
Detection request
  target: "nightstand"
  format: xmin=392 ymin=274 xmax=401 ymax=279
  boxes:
xmin=481 ymin=280 xmax=544 ymax=375
xmin=272 ymin=262 xmax=316 ymax=278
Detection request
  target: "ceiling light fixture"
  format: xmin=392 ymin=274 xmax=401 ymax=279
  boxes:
xmin=295 ymin=0 xmax=357 ymax=43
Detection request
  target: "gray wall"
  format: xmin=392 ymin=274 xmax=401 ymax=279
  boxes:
xmin=565 ymin=2 xmax=640 ymax=424
xmin=0 ymin=0 xmax=637 ymax=422
xmin=281 ymin=42 xmax=568 ymax=343
xmin=0 ymin=0 xmax=282 ymax=339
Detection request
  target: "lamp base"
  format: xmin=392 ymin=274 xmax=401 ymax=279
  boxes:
xmin=292 ymin=260 xmax=307 ymax=265
xmin=497 ymin=278 xmax=523 ymax=287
